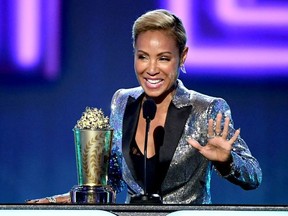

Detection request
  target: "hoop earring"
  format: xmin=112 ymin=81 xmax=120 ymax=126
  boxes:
xmin=180 ymin=64 xmax=186 ymax=73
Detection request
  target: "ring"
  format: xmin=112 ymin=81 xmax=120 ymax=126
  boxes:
xmin=46 ymin=196 xmax=57 ymax=203
xmin=207 ymin=135 xmax=215 ymax=139
xmin=215 ymin=132 xmax=222 ymax=136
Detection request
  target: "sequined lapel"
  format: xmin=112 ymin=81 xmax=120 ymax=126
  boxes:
xmin=159 ymin=103 xmax=192 ymax=186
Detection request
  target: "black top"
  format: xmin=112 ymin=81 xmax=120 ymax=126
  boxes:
xmin=129 ymin=138 xmax=161 ymax=194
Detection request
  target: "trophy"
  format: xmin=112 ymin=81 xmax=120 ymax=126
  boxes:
xmin=70 ymin=107 xmax=115 ymax=204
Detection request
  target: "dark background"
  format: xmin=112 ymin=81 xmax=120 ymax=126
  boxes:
xmin=0 ymin=0 xmax=287 ymax=204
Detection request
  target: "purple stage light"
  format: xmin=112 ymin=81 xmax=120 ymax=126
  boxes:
xmin=0 ymin=0 xmax=61 ymax=80
xmin=14 ymin=0 xmax=41 ymax=69
xmin=0 ymin=2 xmax=2 ymax=60
xmin=215 ymin=0 xmax=288 ymax=26
xmin=159 ymin=0 xmax=288 ymax=76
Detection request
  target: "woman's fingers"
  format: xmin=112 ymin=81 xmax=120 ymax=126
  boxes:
xmin=26 ymin=198 xmax=49 ymax=204
xmin=187 ymin=113 xmax=240 ymax=162
xmin=26 ymin=193 xmax=71 ymax=204
xmin=208 ymin=118 xmax=214 ymax=137
xmin=215 ymin=113 xmax=222 ymax=136
xmin=228 ymin=128 xmax=241 ymax=144
xmin=221 ymin=116 xmax=230 ymax=140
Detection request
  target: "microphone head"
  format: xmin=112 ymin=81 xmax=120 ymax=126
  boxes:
xmin=143 ymin=99 xmax=157 ymax=120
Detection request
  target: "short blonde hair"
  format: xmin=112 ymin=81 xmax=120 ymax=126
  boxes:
xmin=132 ymin=9 xmax=187 ymax=56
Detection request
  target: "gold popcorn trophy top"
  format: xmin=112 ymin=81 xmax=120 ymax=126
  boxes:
xmin=74 ymin=107 xmax=110 ymax=130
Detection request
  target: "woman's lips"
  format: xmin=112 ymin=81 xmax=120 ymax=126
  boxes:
xmin=145 ymin=78 xmax=163 ymax=89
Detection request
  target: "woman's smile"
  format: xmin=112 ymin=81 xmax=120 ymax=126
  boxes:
xmin=145 ymin=78 xmax=164 ymax=89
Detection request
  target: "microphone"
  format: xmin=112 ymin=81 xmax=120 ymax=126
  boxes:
xmin=130 ymin=98 xmax=162 ymax=204
xmin=143 ymin=99 xmax=156 ymax=121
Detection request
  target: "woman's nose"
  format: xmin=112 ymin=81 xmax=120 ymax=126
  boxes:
xmin=147 ymin=60 xmax=158 ymax=75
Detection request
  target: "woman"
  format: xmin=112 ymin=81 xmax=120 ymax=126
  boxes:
xmin=108 ymin=9 xmax=261 ymax=204
xmin=28 ymin=9 xmax=262 ymax=204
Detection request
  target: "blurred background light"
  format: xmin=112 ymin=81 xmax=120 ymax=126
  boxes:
xmin=159 ymin=0 xmax=288 ymax=74
xmin=215 ymin=0 xmax=288 ymax=26
xmin=14 ymin=0 xmax=41 ymax=69
xmin=0 ymin=0 xmax=61 ymax=80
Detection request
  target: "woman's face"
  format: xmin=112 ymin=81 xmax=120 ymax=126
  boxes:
xmin=134 ymin=30 xmax=187 ymax=100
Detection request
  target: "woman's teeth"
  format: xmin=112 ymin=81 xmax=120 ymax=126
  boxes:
xmin=147 ymin=79 xmax=162 ymax=84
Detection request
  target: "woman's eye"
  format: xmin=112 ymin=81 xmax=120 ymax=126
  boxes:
xmin=138 ymin=55 xmax=147 ymax=60
xmin=159 ymin=57 xmax=170 ymax=61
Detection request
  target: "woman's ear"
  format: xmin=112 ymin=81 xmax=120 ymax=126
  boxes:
xmin=180 ymin=46 xmax=189 ymax=65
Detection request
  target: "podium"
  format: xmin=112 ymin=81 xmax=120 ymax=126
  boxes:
xmin=0 ymin=204 xmax=288 ymax=215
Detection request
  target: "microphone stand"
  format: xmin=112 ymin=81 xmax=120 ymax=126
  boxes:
xmin=143 ymin=116 xmax=150 ymax=196
xmin=130 ymin=100 xmax=162 ymax=204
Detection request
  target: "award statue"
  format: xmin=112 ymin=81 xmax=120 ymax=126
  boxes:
xmin=70 ymin=107 xmax=115 ymax=204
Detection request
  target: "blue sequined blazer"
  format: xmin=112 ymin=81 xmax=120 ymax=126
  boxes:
xmin=109 ymin=79 xmax=262 ymax=204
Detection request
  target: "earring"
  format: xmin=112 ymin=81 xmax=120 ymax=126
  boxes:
xmin=180 ymin=64 xmax=187 ymax=73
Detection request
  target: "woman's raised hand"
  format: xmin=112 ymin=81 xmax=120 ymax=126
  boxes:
xmin=187 ymin=112 xmax=240 ymax=163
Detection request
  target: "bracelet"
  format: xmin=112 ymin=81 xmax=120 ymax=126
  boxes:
xmin=46 ymin=196 xmax=57 ymax=203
